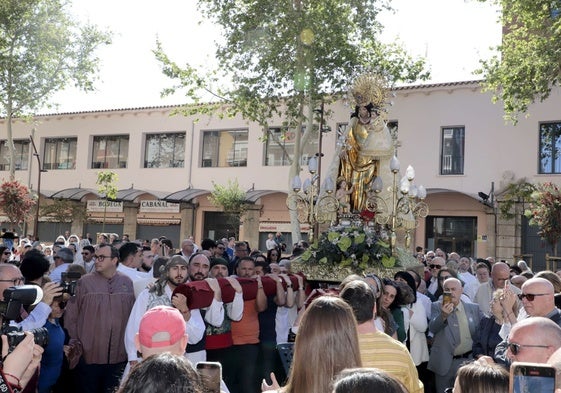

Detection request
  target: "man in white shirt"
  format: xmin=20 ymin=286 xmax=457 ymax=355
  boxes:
xmin=458 ymin=256 xmax=478 ymax=300
xmin=49 ymin=247 xmax=74 ymax=283
xmin=117 ymin=242 xmax=150 ymax=282
xmin=74 ymin=245 xmax=95 ymax=274
xmin=426 ymin=257 xmax=445 ymax=297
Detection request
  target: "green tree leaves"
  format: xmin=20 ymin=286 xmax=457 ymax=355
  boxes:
xmin=477 ymin=0 xmax=561 ymax=123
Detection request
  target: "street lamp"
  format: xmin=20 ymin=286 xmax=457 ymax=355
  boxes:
xmin=366 ymin=154 xmax=428 ymax=254
xmin=286 ymin=156 xmax=338 ymax=242
xmin=29 ymin=135 xmax=46 ymax=240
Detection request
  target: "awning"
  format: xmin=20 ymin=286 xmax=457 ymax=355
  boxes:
xmin=245 ymin=190 xmax=285 ymax=203
xmin=162 ymin=188 xmax=209 ymax=203
xmin=48 ymin=187 xmax=98 ymax=201
xmin=114 ymin=188 xmax=164 ymax=202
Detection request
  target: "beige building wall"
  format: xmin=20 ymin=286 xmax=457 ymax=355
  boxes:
xmin=1 ymin=81 xmax=560 ymax=259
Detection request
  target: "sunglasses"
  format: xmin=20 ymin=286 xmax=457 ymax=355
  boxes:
xmin=3 ymin=252 xmax=10 ymax=255
xmin=517 ymin=293 xmax=549 ymax=301
xmin=429 ymin=264 xmax=442 ymax=269
xmin=506 ymin=341 xmax=550 ymax=355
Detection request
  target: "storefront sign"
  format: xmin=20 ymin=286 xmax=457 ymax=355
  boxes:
xmin=87 ymin=200 xmax=123 ymax=213
xmin=139 ymin=200 xmax=180 ymax=213
xmin=259 ymin=222 xmax=310 ymax=233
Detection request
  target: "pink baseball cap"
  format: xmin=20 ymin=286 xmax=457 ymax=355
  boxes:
xmin=138 ymin=306 xmax=185 ymax=348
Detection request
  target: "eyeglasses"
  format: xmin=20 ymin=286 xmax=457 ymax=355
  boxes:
xmin=439 ymin=276 xmax=452 ymax=281
xmin=0 ymin=277 xmax=24 ymax=286
xmin=429 ymin=264 xmax=442 ymax=269
xmin=517 ymin=293 xmax=549 ymax=301
xmin=94 ymin=255 xmax=112 ymax=261
xmin=444 ymin=388 xmax=454 ymax=393
xmin=53 ymin=256 xmax=62 ymax=260
xmin=506 ymin=341 xmax=550 ymax=355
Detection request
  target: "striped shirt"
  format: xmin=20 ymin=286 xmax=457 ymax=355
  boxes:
xmin=358 ymin=331 xmax=424 ymax=393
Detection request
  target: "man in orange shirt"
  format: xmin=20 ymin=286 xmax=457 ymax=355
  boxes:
xmin=230 ymin=257 xmax=267 ymax=393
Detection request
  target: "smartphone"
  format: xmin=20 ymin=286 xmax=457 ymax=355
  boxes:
xmin=509 ymin=362 xmax=556 ymax=393
xmin=442 ymin=292 xmax=452 ymax=306
xmin=196 ymin=361 xmax=221 ymax=393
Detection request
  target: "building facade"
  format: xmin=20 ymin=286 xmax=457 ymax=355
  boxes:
xmin=1 ymin=80 xmax=560 ymax=269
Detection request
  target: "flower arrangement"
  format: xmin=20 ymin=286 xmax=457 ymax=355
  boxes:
xmin=525 ymin=182 xmax=561 ymax=249
xmin=299 ymin=226 xmax=395 ymax=274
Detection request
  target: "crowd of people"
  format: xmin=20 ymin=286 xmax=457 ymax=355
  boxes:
xmin=2 ymin=231 xmax=561 ymax=393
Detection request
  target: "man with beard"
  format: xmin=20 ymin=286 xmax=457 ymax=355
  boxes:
xmin=123 ymin=255 xmax=206 ymax=380
xmin=230 ymin=256 xmax=267 ymax=393
xmin=206 ymin=257 xmax=244 ymax=390
xmin=184 ymin=253 xmax=226 ymax=362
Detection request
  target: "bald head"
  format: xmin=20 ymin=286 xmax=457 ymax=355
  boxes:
xmin=508 ymin=317 xmax=561 ymax=363
xmin=442 ymin=277 xmax=463 ymax=306
xmin=520 ymin=278 xmax=555 ymax=317
xmin=510 ymin=275 xmax=528 ymax=289
xmin=491 ymin=262 xmax=510 ymax=289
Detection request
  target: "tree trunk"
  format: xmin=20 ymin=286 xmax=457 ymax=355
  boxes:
xmin=6 ymin=100 xmax=15 ymax=181
xmin=289 ymin=94 xmax=305 ymax=244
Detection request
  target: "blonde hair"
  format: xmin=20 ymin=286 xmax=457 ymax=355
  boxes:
xmin=492 ymin=289 xmax=519 ymax=318
xmin=282 ymin=296 xmax=361 ymax=393
xmin=534 ymin=270 xmax=561 ymax=293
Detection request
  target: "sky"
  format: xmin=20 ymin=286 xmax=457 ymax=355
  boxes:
xmin=47 ymin=0 xmax=502 ymax=113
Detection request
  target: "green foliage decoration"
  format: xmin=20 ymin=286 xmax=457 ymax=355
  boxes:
xmin=300 ymin=226 xmax=394 ymax=274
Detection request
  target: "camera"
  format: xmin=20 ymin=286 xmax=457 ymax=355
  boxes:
xmin=60 ymin=271 xmax=82 ymax=297
xmin=2 ymin=325 xmax=49 ymax=352
xmin=0 ymin=285 xmax=49 ymax=353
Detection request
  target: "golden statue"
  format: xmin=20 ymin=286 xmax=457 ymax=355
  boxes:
xmin=338 ymin=74 xmax=393 ymax=212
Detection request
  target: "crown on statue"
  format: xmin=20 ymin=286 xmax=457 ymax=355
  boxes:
xmin=349 ymin=73 xmax=390 ymax=109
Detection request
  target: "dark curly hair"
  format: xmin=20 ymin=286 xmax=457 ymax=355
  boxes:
xmin=117 ymin=353 xmax=204 ymax=393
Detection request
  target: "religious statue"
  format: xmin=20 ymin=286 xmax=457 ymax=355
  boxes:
xmin=338 ymin=74 xmax=393 ymax=212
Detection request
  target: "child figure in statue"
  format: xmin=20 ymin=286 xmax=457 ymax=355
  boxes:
xmin=336 ymin=178 xmax=354 ymax=213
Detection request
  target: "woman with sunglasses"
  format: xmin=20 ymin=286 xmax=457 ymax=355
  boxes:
xmin=267 ymin=248 xmax=280 ymax=264
xmin=0 ymin=246 xmax=11 ymax=263
xmin=434 ymin=268 xmax=467 ymax=302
